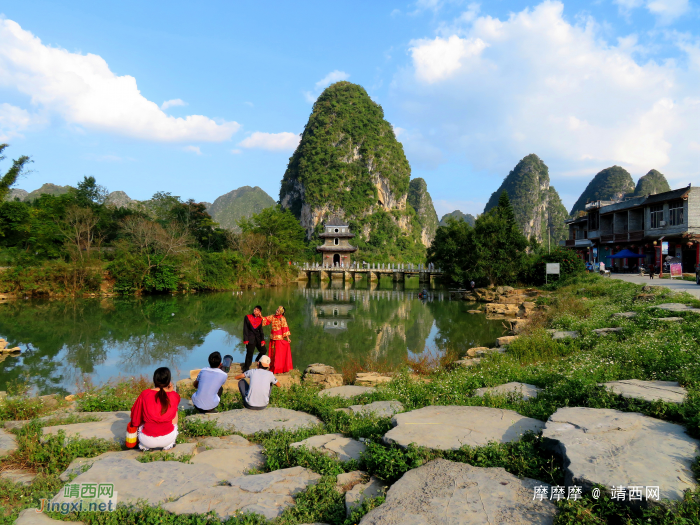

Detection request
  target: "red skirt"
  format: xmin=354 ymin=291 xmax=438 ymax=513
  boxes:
xmin=269 ymin=340 xmax=293 ymax=374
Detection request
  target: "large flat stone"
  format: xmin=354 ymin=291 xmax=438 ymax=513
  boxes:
xmin=190 ymin=446 xmax=265 ymax=481
xmin=652 ymin=303 xmax=700 ymax=313
xmin=612 ymin=311 xmax=638 ymax=318
xmin=186 ymin=407 xmax=321 ymax=435
xmin=337 ymin=401 xmax=404 ymax=418
xmin=355 ymin=373 xmax=392 ymax=387
xmin=599 ymin=380 xmax=687 ymax=404
xmin=543 ymin=407 xmax=700 ymax=501
xmin=196 ymin=434 xmax=252 ymax=450
xmin=51 ymin=455 xmax=219 ymax=506
xmin=474 ymin=382 xmax=542 ymax=401
xmin=552 ymin=331 xmax=579 ymax=340
xmin=592 ymin=327 xmax=623 ymax=336
xmin=0 ymin=427 xmax=17 ymax=457
xmin=346 ymin=476 xmax=385 ymax=517
xmin=318 ymin=385 xmax=376 ymax=399
xmin=60 ymin=450 xmax=142 ymax=482
xmin=42 ymin=411 xmax=130 ymax=444
xmin=291 ymin=433 xmax=366 ymax=462
xmin=15 ymin=508 xmax=85 ymax=525
xmin=359 ymin=459 xmax=556 ymax=525
xmin=0 ymin=469 xmax=36 ymax=485
xmin=161 ymin=466 xmax=321 ymax=520
xmin=382 ymin=406 xmax=545 ymax=451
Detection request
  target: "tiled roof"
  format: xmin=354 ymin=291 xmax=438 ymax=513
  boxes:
xmin=325 ymin=215 xmax=349 ymax=227
xmin=642 ymin=187 xmax=690 ymax=205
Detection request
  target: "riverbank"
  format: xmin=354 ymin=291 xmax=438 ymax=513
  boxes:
xmin=2 ymin=273 xmax=700 ymax=524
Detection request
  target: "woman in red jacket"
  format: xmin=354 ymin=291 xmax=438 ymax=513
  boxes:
xmin=130 ymin=367 xmax=180 ymax=451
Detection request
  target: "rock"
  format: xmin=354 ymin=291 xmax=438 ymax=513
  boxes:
xmin=185 ymin=407 xmax=321 ymax=435
xmin=176 ymin=378 xmax=194 ymax=392
xmin=496 ymin=335 xmax=519 ymax=347
xmin=486 ymin=303 xmax=520 ymax=317
xmin=473 ymin=348 xmax=506 ymax=357
xmin=52 ymin=455 xmax=220 ymax=506
xmin=466 ymin=346 xmax=489 ymax=357
xmin=189 ymin=369 xmax=201 ymax=380
xmin=303 ymin=363 xmax=344 ymax=389
xmin=454 ymin=358 xmax=481 ymax=367
xmin=612 ymin=311 xmax=638 ymax=318
xmin=592 ymin=327 xmax=623 ymax=336
xmin=336 ymin=401 xmax=404 ymax=418
xmin=497 ymin=296 xmax=522 ymax=305
xmin=551 ymin=331 xmax=579 ymax=340
xmin=522 ymin=301 xmax=536 ymax=309
xmin=467 ymin=309 xmax=481 ymax=314
xmin=190 ymin=445 xmax=265 ymax=481
xmin=275 ymin=371 xmax=301 ymax=389
xmin=543 ymin=407 xmax=699 ymax=501
xmin=161 ymin=466 xmax=321 ymax=520
xmin=383 ymin=406 xmax=545 ymax=451
xmin=291 ymin=433 xmax=366 ymax=462
xmin=178 ymin=398 xmax=193 ymax=410
xmin=510 ymin=318 xmax=530 ymax=333
xmin=651 ymin=303 xmax=700 ymax=313
xmin=42 ymin=411 xmax=130 ymax=444
xmin=635 ymin=293 xmax=656 ymax=303
xmin=658 ymin=317 xmax=684 ymax=322
xmin=0 ymin=469 xmax=36 ymax=485
xmin=600 ymin=379 xmax=687 ymax=404
xmin=60 ymin=450 xmax=142 ymax=481
xmin=355 ymin=372 xmax=392 ymax=387
xmin=318 ymin=385 xmax=376 ymax=399
xmin=15 ymin=508 xmax=85 ymax=525
xmin=336 ymin=470 xmax=366 ymax=491
xmin=641 ymin=285 xmax=661 ymax=292
xmin=346 ymin=476 xmax=385 ymax=517
xmin=474 ymin=382 xmax=542 ymax=401
xmin=196 ymin=434 xmax=252 ymax=450
xmin=0 ymin=427 xmax=17 ymax=457
xmin=359 ymin=459 xmax=555 ymax=525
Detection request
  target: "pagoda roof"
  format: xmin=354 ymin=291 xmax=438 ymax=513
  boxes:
xmin=324 ymin=215 xmax=348 ymax=227
xmin=319 ymin=231 xmax=355 ymax=238
xmin=317 ymin=244 xmax=357 ymax=253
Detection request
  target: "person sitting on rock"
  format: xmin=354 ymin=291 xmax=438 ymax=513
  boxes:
xmin=191 ymin=351 xmax=229 ymax=414
xmin=233 ymin=355 xmax=279 ymax=410
xmin=130 ymin=367 xmax=180 ymax=451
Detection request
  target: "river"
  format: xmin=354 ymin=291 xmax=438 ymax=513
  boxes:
xmin=0 ymin=279 xmax=505 ymax=395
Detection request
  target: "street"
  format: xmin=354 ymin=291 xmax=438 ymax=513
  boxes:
xmin=610 ymin=273 xmax=700 ymax=299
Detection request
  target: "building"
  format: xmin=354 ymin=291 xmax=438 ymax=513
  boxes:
xmin=317 ymin=216 xmax=358 ymax=267
xmin=562 ymin=185 xmax=700 ymax=271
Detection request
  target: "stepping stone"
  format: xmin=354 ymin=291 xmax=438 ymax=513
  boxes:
xmin=454 ymin=358 xmax=481 ymax=367
xmin=42 ymin=411 xmax=130 ymax=444
xmin=552 ymin=331 xmax=579 ymax=340
xmin=359 ymin=459 xmax=555 ymax=524
xmin=0 ymin=469 xmax=36 ymax=485
xmin=161 ymin=466 xmax=321 ymax=520
xmin=60 ymin=449 xmax=142 ymax=481
xmin=612 ymin=311 xmax=638 ymax=319
xmin=346 ymin=476 xmax=385 ymax=517
xmin=196 ymin=434 xmax=252 ymax=450
xmin=600 ymin=380 xmax=687 ymax=404
xmin=658 ymin=317 xmax=684 ymax=322
xmin=355 ymin=373 xmax=392 ymax=387
xmin=303 ymin=363 xmax=344 ymax=389
xmin=51 ymin=455 xmax=219 ymax=506
xmin=318 ymin=385 xmax=376 ymax=399
xmin=336 ymin=470 xmax=366 ymax=491
xmin=186 ymin=407 xmax=321 ymax=435
xmin=474 ymin=382 xmax=542 ymax=401
xmin=652 ymin=303 xmax=700 ymax=314
xmin=593 ymin=327 xmax=623 ymax=336
xmin=496 ymin=335 xmax=519 ymax=347
xmin=336 ymin=401 xmax=403 ymax=418
xmin=15 ymin=508 xmax=85 ymax=525
xmin=382 ymin=406 xmax=545 ymax=451
xmin=291 ymin=433 xmax=366 ymax=462
xmin=543 ymin=407 xmax=699 ymax=501
xmin=0 ymin=427 xmax=17 ymax=457
xmin=190 ymin=445 xmax=265 ymax=481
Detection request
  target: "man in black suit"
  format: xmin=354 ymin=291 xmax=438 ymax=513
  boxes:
xmin=243 ymin=305 xmax=266 ymax=372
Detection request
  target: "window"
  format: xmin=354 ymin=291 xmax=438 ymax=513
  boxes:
xmin=589 ymin=211 xmax=599 ymax=231
xmin=334 ymin=228 xmax=339 ymax=233
xmin=669 ymin=201 xmax=684 ymax=226
xmin=650 ymin=204 xmax=664 ymax=229
xmin=334 ymin=238 xmax=339 ymax=245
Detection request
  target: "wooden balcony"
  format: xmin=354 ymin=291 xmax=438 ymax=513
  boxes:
xmin=601 ymin=233 xmax=614 ymax=243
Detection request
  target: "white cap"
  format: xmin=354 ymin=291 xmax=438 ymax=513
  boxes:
xmin=259 ymin=355 xmax=271 ymax=367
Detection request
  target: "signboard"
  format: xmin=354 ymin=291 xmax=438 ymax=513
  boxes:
xmin=662 ymin=242 xmax=669 ymax=255
xmin=546 ymin=263 xmax=560 ymax=275
xmin=592 ymin=247 xmax=598 ymax=260
xmin=670 ymin=263 xmax=683 ymax=278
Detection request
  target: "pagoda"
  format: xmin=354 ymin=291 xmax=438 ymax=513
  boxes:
xmin=317 ymin=216 xmax=357 ymax=267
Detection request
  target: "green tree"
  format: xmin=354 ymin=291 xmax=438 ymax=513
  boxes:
xmin=73 ymin=176 xmax=108 ymax=206
xmin=0 ymin=144 xmax=31 ymax=203
xmin=239 ymin=205 xmax=307 ymax=260
xmin=426 ymin=217 xmax=474 ymax=285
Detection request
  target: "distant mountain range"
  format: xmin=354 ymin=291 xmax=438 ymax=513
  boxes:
xmin=439 ymin=210 xmax=475 ymax=227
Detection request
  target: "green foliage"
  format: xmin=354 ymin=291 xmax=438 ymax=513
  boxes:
xmin=0 ymin=144 xmax=31 ymax=203
xmin=634 ymin=168 xmax=671 ymax=197
xmin=570 ymin=165 xmax=635 ymax=215
xmin=546 ymin=186 xmax=569 ymax=246
xmin=519 ymin=246 xmax=586 ymax=286
xmin=239 ymin=205 xmax=307 ymax=260
xmin=207 ymin=186 xmax=276 ymax=232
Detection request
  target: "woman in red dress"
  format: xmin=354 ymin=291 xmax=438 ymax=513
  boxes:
xmin=263 ymin=306 xmax=293 ymax=374
xmin=130 ymin=367 xmax=180 ymax=451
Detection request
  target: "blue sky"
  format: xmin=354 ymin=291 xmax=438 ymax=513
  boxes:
xmin=1 ymin=0 xmax=699 ymax=216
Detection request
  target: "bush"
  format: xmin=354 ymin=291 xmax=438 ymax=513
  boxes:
xmin=520 ymin=246 xmax=586 ymax=286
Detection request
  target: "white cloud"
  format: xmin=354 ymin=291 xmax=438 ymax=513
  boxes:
xmin=183 ymin=145 xmax=201 ymax=155
xmin=161 ymin=98 xmax=187 ymax=110
xmin=231 ymin=148 xmax=242 ymax=155
xmin=0 ymin=19 xmax=240 ymax=142
xmin=614 ymin=0 xmax=690 ymax=23
xmin=396 ymin=1 xmax=700 ymax=185
xmin=238 ymin=132 xmax=300 ymax=151
xmin=315 ymin=70 xmax=350 ymax=90
xmin=0 ymin=103 xmax=41 ymax=141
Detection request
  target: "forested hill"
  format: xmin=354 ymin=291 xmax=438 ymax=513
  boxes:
xmin=407 ymin=178 xmax=439 ymax=246
xmin=484 ymin=154 xmax=568 ymax=245
xmin=439 ymin=210 xmax=475 ymax=227
xmin=569 ymin=166 xmax=635 ymax=216
xmin=634 ymin=169 xmax=671 ymax=197
xmin=206 ymin=186 xmax=275 ymax=231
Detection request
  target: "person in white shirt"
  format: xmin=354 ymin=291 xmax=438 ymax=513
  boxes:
xmin=191 ymin=351 xmax=229 ymax=413
xmin=233 ymin=355 xmax=279 ymax=410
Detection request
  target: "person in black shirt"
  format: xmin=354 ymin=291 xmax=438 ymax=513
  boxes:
xmin=243 ymin=305 xmax=266 ymax=372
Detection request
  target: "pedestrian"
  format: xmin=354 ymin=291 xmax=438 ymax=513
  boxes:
xmin=191 ymin=351 xmax=228 ymax=414
xmin=243 ymin=305 xmax=266 ymax=372
xmin=649 ymin=264 xmax=655 ymax=279
xmin=470 ymin=280 xmax=475 ymax=292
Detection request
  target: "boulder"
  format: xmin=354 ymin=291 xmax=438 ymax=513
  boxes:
xmin=303 ymin=363 xmax=344 ymax=389
xmin=355 ymin=372 xmax=392 ymax=387
xmin=185 ymin=407 xmax=321 ymax=435
xmin=15 ymin=508 xmax=85 ymax=525
xmin=510 ymin=318 xmax=530 ymax=333
xmin=496 ymin=335 xmax=519 ymax=347
xmin=190 ymin=445 xmax=265 ymax=481
xmin=161 ymin=466 xmax=321 ymax=520
xmin=382 ymin=406 xmax=545 ymax=451
xmin=275 ymin=371 xmax=301 ymax=389
xmin=599 ymin=380 xmax=687 ymax=404
xmin=473 ymin=348 xmax=506 ymax=357
xmin=592 ymin=327 xmax=623 ymax=336
xmin=0 ymin=427 xmax=17 ymax=457
xmin=454 ymin=358 xmax=481 ymax=367
xmin=474 ymin=382 xmax=542 ymax=401
xmin=485 ymin=303 xmax=520 ymax=317
xmin=635 ymin=293 xmax=656 ymax=303
xmin=318 ymin=385 xmax=376 ymax=399
xmin=336 ymin=401 xmax=403 ymax=418
xmin=176 ymin=378 xmax=194 ymax=392
xmin=42 ymin=411 xmax=130 ymax=444
xmin=543 ymin=407 xmax=699 ymax=501
xmin=359 ymin=459 xmax=555 ymax=525
xmin=465 ymin=346 xmax=489 ymax=358
xmin=291 ymin=433 xmax=366 ymax=462
xmin=612 ymin=311 xmax=638 ymax=319
xmin=346 ymin=476 xmax=385 ymax=517
xmin=497 ymin=296 xmax=522 ymax=305
xmin=551 ymin=331 xmax=579 ymax=340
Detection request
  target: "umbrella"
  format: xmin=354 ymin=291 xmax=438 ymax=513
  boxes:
xmin=606 ymin=249 xmax=646 ymax=259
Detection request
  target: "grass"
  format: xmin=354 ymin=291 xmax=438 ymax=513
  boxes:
xmin=5 ymin=273 xmax=700 ymax=523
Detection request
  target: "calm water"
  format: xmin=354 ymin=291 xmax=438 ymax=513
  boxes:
xmin=0 ymin=279 xmax=505 ymax=395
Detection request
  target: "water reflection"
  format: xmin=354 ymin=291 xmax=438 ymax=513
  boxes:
xmin=0 ymin=281 xmax=505 ymax=395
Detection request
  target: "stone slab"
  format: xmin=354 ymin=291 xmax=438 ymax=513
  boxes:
xmin=612 ymin=312 xmax=638 ymax=318
xmin=190 ymin=446 xmax=265 ymax=481
xmin=337 ymin=401 xmax=404 ymax=418
xmin=543 ymin=407 xmax=699 ymax=501
xmin=600 ymin=379 xmax=687 ymax=404
xmin=0 ymin=469 xmax=36 ymax=485
xmin=42 ymin=411 xmax=130 ymax=444
xmin=59 ymin=449 xmax=142 ymax=481
xmin=318 ymin=385 xmax=376 ymax=399
xmin=0 ymin=427 xmax=17 ymax=457
xmin=291 ymin=433 xmax=366 ymax=462
xmin=454 ymin=358 xmax=481 ymax=367
xmin=51 ymin=455 xmax=220 ymax=506
xmin=355 ymin=373 xmax=392 ymax=387
xmin=15 ymin=508 xmax=85 ymax=525
xmin=337 ymin=470 xmax=366 ymax=491
xmin=161 ymin=466 xmax=321 ymax=520
xmin=196 ymin=434 xmax=252 ymax=450
xmin=359 ymin=459 xmax=555 ymax=525
xmin=552 ymin=331 xmax=579 ymax=340
xmin=474 ymin=382 xmax=542 ymax=401
xmin=658 ymin=317 xmax=684 ymax=322
xmin=186 ymin=407 xmax=321 ymax=435
xmin=593 ymin=327 xmax=623 ymax=336
xmin=652 ymin=303 xmax=700 ymax=313
xmin=383 ymin=406 xmax=545 ymax=451
xmin=346 ymin=476 xmax=385 ymax=517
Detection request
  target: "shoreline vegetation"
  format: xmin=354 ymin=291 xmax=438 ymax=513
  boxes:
xmin=3 ymin=273 xmax=700 ymax=523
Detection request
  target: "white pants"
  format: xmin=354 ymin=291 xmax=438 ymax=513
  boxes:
xmin=138 ymin=424 xmax=178 ymax=451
